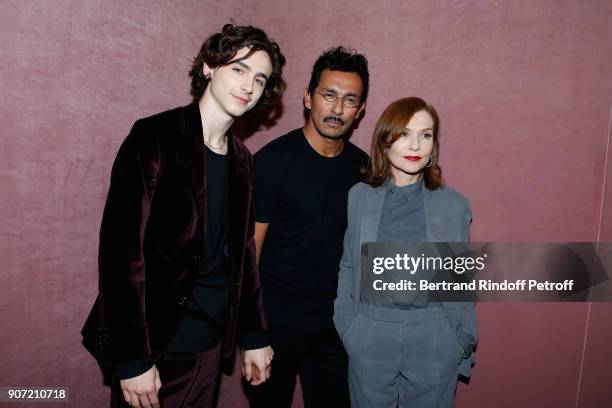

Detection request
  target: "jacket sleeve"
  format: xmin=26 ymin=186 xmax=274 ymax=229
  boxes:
xmin=333 ymin=185 xmax=358 ymax=337
xmin=457 ymin=198 xmax=477 ymax=351
xmin=97 ymin=121 xmax=158 ymax=364
xmin=451 ymin=197 xmax=478 ymax=376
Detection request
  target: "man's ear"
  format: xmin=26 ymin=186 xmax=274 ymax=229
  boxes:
xmin=303 ymin=87 xmax=312 ymax=110
xmin=355 ymin=101 xmax=367 ymax=120
xmin=203 ymin=62 xmax=215 ymax=79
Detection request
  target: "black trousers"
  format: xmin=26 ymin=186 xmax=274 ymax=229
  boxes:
xmin=248 ymin=325 xmax=350 ymax=408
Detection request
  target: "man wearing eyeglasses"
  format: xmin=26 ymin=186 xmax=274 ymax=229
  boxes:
xmin=249 ymin=47 xmax=369 ymax=407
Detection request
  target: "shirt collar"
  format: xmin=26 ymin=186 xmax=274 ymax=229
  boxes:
xmin=384 ymin=177 xmax=424 ymax=200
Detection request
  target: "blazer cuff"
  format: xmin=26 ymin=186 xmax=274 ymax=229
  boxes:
xmin=114 ymin=358 xmax=154 ymax=380
xmin=241 ymin=330 xmax=269 ymax=350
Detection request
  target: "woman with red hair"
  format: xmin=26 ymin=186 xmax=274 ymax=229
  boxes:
xmin=334 ymin=97 xmax=477 ymax=407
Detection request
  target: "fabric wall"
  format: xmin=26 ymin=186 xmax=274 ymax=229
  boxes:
xmin=1 ymin=0 xmax=610 ymax=407
xmin=577 ymin=107 xmax=612 ymax=407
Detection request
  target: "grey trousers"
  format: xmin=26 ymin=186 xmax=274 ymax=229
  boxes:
xmin=341 ymin=306 xmax=464 ymax=408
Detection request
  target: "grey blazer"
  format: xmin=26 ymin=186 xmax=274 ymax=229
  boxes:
xmin=333 ymin=181 xmax=478 ymax=377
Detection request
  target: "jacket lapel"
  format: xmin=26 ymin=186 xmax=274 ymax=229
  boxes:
xmin=423 ymin=187 xmax=461 ymax=242
xmin=352 ymin=185 xmax=385 ymax=301
xmin=182 ymin=103 xmax=206 ymax=225
xmin=359 ymin=185 xmax=386 ymax=245
xmin=360 ymin=186 xmax=385 ymax=244
xmin=360 ymin=181 xmax=442 ymax=244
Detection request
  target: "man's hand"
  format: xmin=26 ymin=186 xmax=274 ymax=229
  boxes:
xmin=241 ymin=346 xmax=274 ymax=386
xmin=119 ymin=365 xmax=162 ymax=408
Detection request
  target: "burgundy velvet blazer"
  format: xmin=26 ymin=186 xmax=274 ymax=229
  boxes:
xmin=82 ymin=103 xmax=266 ymax=366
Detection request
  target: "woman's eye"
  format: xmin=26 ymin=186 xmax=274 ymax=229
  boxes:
xmin=422 ymin=133 xmax=433 ymax=139
xmin=233 ymin=68 xmax=243 ymax=74
xmin=255 ymin=79 xmax=265 ymax=86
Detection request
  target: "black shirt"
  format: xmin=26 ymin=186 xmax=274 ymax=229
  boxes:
xmin=254 ymin=129 xmax=368 ymax=329
xmin=166 ymin=145 xmax=230 ymax=352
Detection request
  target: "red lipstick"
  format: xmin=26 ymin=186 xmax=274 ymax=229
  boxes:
xmin=403 ymin=156 xmax=422 ymax=161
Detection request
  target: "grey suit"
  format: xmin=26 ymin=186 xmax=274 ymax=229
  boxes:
xmin=333 ymin=182 xmax=477 ymax=407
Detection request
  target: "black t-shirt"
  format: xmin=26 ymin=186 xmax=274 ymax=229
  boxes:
xmin=254 ymin=129 xmax=368 ymax=328
xmin=166 ymin=145 xmax=230 ymax=352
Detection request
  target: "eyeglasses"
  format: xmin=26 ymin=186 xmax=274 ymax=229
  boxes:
xmin=314 ymin=90 xmax=361 ymax=109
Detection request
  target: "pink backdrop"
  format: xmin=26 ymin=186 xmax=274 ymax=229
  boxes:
xmin=1 ymin=0 xmax=610 ymax=407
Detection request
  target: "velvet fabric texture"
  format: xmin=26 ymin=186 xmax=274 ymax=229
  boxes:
xmin=81 ymin=102 xmax=266 ymax=367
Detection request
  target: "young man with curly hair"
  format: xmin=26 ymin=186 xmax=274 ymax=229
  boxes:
xmin=82 ymin=23 xmax=285 ymax=408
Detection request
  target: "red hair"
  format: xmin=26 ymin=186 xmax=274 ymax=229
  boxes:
xmin=363 ymin=97 xmax=443 ymax=189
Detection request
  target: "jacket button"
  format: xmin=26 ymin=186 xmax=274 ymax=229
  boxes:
xmin=177 ymin=296 xmax=188 ymax=306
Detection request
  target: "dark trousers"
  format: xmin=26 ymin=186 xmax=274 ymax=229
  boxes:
xmin=248 ymin=325 xmax=350 ymax=408
xmin=110 ymin=341 xmax=223 ymax=408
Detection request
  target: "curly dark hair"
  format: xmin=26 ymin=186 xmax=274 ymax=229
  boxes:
xmin=189 ymin=23 xmax=285 ymax=107
xmin=303 ymin=46 xmax=369 ymax=119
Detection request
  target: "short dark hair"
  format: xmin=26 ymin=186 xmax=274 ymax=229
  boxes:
xmin=189 ymin=23 xmax=285 ymax=107
xmin=307 ymin=46 xmax=369 ymax=102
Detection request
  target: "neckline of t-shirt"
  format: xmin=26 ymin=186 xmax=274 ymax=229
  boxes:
xmin=299 ymin=129 xmax=347 ymax=160
xmin=204 ymin=145 xmax=228 ymax=159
